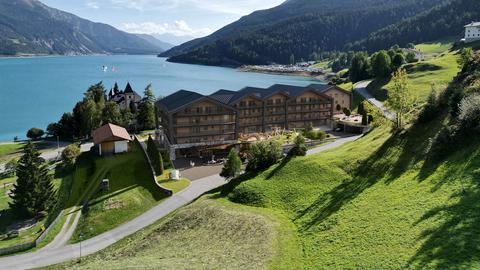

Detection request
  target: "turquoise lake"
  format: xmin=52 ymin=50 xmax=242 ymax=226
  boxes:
xmin=0 ymin=55 xmax=319 ymax=142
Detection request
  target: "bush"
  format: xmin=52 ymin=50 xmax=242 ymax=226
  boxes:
xmin=221 ymin=148 xmax=242 ymax=179
xmin=418 ymin=89 xmax=440 ymax=123
xmin=458 ymin=93 xmax=480 ymax=134
xmin=27 ymin=128 xmax=45 ymax=140
xmin=289 ymin=134 xmax=307 ymax=157
xmin=343 ymin=107 xmax=352 ymax=116
xmin=61 ymin=144 xmax=81 ymax=168
xmin=147 ymin=136 xmax=163 ymax=176
xmin=246 ymin=140 xmax=283 ymax=172
xmin=228 ymin=185 xmax=265 ymax=207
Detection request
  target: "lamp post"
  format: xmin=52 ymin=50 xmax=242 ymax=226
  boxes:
xmin=79 ymin=233 xmax=83 ymax=263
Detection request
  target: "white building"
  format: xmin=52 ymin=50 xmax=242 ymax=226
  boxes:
xmin=464 ymin=22 xmax=480 ymax=43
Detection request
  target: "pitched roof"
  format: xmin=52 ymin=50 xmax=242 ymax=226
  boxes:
xmin=267 ymin=84 xmax=306 ymax=97
xmin=124 ymin=82 xmax=134 ymax=93
xmin=306 ymin=83 xmax=333 ymax=93
xmin=93 ymin=123 xmax=131 ymax=145
xmin=156 ymin=90 xmax=204 ymax=112
xmin=227 ymin=87 xmax=268 ymax=105
xmin=465 ymin=22 xmax=480 ymax=27
xmin=210 ymin=89 xmax=236 ymax=104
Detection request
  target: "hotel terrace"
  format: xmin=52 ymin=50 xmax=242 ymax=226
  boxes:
xmin=156 ymin=84 xmax=352 ymax=160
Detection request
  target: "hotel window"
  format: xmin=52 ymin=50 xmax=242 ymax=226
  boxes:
xmin=196 ymin=107 xmax=201 ymax=113
xmin=249 ymin=101 xmax=256 ymax=106
xmin=217 ymin=106 xmax=224 ymax=113
xmin=275 ymin=99 xmax=281 ymax=104
xmin=267 ymin=100 xmax=273 ymax=105
xmin=240 ymin=101 xmax=246 ymax=107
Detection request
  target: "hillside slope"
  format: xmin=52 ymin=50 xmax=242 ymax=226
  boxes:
xmin=47 ymin=54 xmax=480 ymax=269
xmin=351 ymin=0 xmax=480 ymax=52
xmin=161 ymin=0 xmax=444 ymax=66
xmin=0 ymin=0 xmax=164 ymax=55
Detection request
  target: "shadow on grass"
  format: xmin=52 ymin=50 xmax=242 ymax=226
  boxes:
xmin=366 ymin=77 xmax=390 ymax=102
xmin=408 ymin=185 xmax=480 ymax=269
xmin=296 ymin=120 xmax=443 ymax=231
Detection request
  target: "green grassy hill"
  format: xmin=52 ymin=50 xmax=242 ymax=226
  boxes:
xmin=367 ymin=46 xmax=460 ymax=102
xmin=47 ymin=55 xmax=480 ymax=269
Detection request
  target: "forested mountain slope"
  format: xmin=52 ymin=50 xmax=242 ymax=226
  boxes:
xmin=0 ymin=0 xmax=164 ymax=55
xmin=161 ymin=0 xmax=445 ymax=66
xmin=351 ymin=0 xmax=480 ymax=52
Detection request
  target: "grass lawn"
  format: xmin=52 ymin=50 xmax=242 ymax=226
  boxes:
xmin=367 ymin=52 xmax=460 ymax=102
xmin=311 ymin=60 xmax=330 ymax=69
xmin=45 ymin=199 xmax=302 ymax=270
xmin=337 ymin=81 xmax=353 ymax=91
xmin=415 ymin=37 xmax=455 ymax=56
xmin=0 ymin=168 xmax=70 ymax=250
xmin=70 ymin=143 xmax=169 ymax=242
xmin=157 ymin=169 xmax=191 ymax=194
xmin=0 ymin=144 xmax=24 ymax=163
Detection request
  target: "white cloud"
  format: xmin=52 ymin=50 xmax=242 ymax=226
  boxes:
xmin=107 ymin=0 xmax=284 ymax=15
xmin=122 ymin=20 xmax=213 ymax=37
xmin=86 ymin=1 xmax=100 ymax=9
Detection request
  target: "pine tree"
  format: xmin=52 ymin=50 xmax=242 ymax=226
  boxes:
xmin=221 ymin=148 xmax=242 ymax=179
xmin=137 ymin=85 xmax=156 ymax=130
xmin=10 ymin=142 xmax=56 ymax=217
xmin=147 ymin=136 xmax=162 ymax=176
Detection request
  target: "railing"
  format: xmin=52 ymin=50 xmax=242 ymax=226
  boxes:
xmin=174 ymin=121 xmax=236 ymax=127
xmin=176 ymin=130 xmax=236 ymax=138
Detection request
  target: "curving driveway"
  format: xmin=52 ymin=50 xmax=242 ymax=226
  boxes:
xmin=0 ymin=136 xmax=361 ymax=269
xmin=354 ymin=80 xmax=396 ymax=121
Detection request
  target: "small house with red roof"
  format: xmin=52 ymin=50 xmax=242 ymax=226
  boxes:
xmin=92 ymin=123 xmax=132 ymax=156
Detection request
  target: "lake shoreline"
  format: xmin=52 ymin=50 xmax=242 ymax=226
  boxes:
xmin=238 ymin=67 xmax=329 ymax=81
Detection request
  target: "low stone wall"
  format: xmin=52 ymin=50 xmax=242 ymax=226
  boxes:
xmin=133 ymin=136 xmax=173 ymax=196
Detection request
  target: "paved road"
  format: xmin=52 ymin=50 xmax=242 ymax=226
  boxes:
xmin=0 ymin=135 xmax=361 ymax=269
xmin=354 ymin=81 xmax=396 ymax=121
xmin=307 ymin=135 xmax=362 ymax=155
xmin=0 ymin=143 xmax=93 ymax=174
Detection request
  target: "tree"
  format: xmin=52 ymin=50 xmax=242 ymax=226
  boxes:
xmin=458 ymin=47 xmax=473 ymax=68
xmin=246 ymin=141 xmax=283 ymax=172
xmin=349 ymin=52 xmax=370 ymax=83
xmin=73 ymin=99 xmax=100 ymax=138
xmin=46 ymin=123 xmax=61 ymax=138
xmin=418 ymin=84 xmax=439 ymax=123
xmin=362 ymin=111 xmax=369 ymax=125
xmin=391 ymin=53 xmax=406 ymax=71
xmin=58 ymin=112 xmax=76 ymax=140
xmin=370 ymin=50 xmax=392 ymax=78
xmin=405 ymin=52 xmax=417 ymax=63
xmin=406 ymin=43 xmax=415 ymax=49
xmin=61 ymin=144 xmax=81 ymax=168
xmin=220 ymin=148 xmax=242 ymax=179
xmin=387 ymin=68 xmax=415 ymax=129
xmin=102 ymin=101 xmax=122 ymax=125
xmin=137 ymin=85 xmax=157 ymax=130
xmin=289 ymin=134 xmax=307 ymax=157
xmin=289 ymin=54 xmax=295 ymax=65
xmin=4 ymin=159 xmax=17 ymax=177
xmin=27 ymin=128 xmax=45 ymax=140
xmin=358 ymin=101 xmax=366 ymax=116
xmin=9 ymin=142 xmax=56 ymax=217
xmin=147 ymin=136 xmax=163 ymax=176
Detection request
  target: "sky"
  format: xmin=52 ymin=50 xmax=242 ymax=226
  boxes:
xmin=41 ymin=0 xmax=285 ymax=45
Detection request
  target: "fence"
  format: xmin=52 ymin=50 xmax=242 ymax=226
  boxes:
xmin=133 ymin=136 xmax=173 ymax=196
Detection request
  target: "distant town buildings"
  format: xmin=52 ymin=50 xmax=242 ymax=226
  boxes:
xmin=156 ymin=84 xmax=352 ymax=160
xmin=108 ymin=82 xmax=142 ymax=110
xmin=464 ymin=22 xmax=480 ymax=43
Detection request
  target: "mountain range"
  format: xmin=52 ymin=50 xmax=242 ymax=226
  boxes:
xmin=0 ymin=0 xmax=167 ymax=56
xmin=161 ymin=0 xmax=470 ymax=66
